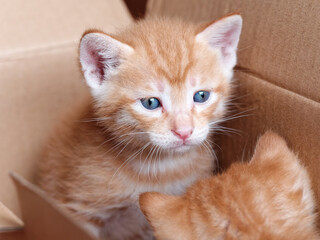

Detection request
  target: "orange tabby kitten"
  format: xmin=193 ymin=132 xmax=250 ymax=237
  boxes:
xmin=37 ymin=14 xmax=243 ymax=239
xmin=140 ymin=131 xmax=319 ymax=240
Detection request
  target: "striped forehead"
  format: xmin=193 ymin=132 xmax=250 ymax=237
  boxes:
xmin=143 ymin=35 xmax=194 ymax=86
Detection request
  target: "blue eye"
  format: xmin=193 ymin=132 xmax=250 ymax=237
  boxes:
xmin=141 ymin=97 xmax=161 ymax=110
xmin=193 ymin=91 xmax=210 ymax=103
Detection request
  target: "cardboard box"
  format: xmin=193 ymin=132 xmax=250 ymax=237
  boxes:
xmin=1 ymin=0 xmax=319 ymax=239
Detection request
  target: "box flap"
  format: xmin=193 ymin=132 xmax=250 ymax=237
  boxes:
xmin=0 ymin=202 xmax=23 ymax=232
xmin=10 ymin=172 xmax=96 ymax=240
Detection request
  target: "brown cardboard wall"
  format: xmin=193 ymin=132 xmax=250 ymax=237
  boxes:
xmin=0 ymin=232 xmax=25 ymax=240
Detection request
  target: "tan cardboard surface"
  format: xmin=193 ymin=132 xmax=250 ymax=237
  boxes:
xmin=0 ymin=0 xmax=133 ymax=232
xmin=10 ymin=172 xmax=95 ymax=240
xmin=147 ymin=0 xmax=320 ymax=102
xmin=0 ymin=0 xmax=132 ymax=55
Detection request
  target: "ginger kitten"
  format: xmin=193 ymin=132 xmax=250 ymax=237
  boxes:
xmin=37 ymin=14 xmax=242 ymax=239
xmin=140 ymin=131 xmax=319 ymax=240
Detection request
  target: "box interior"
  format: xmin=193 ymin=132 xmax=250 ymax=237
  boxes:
xmin=1 ymin=0 xmax=320 ymax=239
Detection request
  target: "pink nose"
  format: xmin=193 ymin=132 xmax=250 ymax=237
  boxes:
xmin=171 ymin=128 xmax=193 ymax=141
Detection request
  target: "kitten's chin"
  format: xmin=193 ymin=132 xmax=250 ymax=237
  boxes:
xmin=150 ymin=133 xmax=208 ymax=154
xmin=165 ymin=142 xmax=200 ymax=153
xmin=169 ymin=145 xmax=192 ymax=153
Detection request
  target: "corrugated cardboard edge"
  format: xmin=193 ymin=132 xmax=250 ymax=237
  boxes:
xmin=9 ymin=172 xmax=97 ymax=240
xmin=0 ymin=201 xmax=23 ymax=233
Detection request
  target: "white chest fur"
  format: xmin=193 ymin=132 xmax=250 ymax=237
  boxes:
xmin=123 ymin=152 xmax=213 ymax=201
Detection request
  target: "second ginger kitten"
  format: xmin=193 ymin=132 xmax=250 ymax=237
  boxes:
xmin=140 ymin=131 xmax=319 ymax=240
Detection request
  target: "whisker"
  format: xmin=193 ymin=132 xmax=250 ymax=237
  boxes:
xmin=237 ymin=44 xmax=253 ymax=52
xmin=157 ymin=147 xmax=163 ymax=182
xmin=206 ymin=138 xmax=222 ymax=152
xmin=79 ymin=117 xmax=111 ymax=123
xmin=96 ymin=131 xmax=152 ymax=150
xmin=121 ymin=143 xmax=151 ymax=174
xmin=136 ymin=143 xmax=151 ymax=181
xmin=209 ymin=126 xmax=243 ymax=136
xmin=116 ymin=138 xmax=135 ymax=156
xmin=139 ymin=145 xmax=156 ymax=182
xmin=210 ymin=108 xmax=256 ymax=124
xmin=153 ymin=146 xmax=162 ymax=181
xmin=204 ymin=140 xmax=219 ymax=172
xmin=108 ymin=137 xmax=133 ymax=155
xmin=111 ymin=143 xmax=150 ymax=181
xmin=148 ymin=145 xmax=159 ymax=181
xmin=205 ymin=140 xmax=218 ymax=161
xmin=225 ymin=93 xmax=251 ymax=103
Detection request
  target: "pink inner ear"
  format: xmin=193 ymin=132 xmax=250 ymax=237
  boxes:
xmin=87 ymin=47 xmax=105 ymax=85
xmin=216 ymin=25 xmax=240 ymax=58
xmin=80 ymin=33 xmax=131 ymax=89
xmin=199 ymin=15 xmax=242 ymax=65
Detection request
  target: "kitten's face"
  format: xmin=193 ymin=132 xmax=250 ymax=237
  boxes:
xmin=80 ymin=15 xmax=242 ymax=153
xmin=139 ymin=132 xmax=319 ymax=240
xmin=97 ymin=41 xmax=228 ymax=153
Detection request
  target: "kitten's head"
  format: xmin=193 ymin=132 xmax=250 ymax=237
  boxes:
xmin=140 ymin=131 xmax=319 ymax=240
xmin=79 ymin=15 xmax=242 ymax=153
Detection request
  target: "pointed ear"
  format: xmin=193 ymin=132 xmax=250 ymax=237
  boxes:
xmin=196 ymin=14 xmax=242 ymax=71
xmin=250 ymin=131 xmax=292 ymax=164
xmin=79 ymin=31 xmax=133 ymax=93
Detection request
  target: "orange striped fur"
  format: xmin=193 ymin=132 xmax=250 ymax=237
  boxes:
xmin=140 ymin=132 xmax=319 ymax=240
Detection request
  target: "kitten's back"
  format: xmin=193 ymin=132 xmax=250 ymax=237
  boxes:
xmin=189 ymin=131 xmax=317 ymax=239
xmin=140 ymin=132 xmax=319 ymax=240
